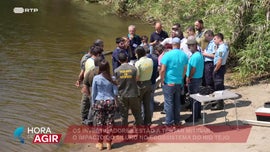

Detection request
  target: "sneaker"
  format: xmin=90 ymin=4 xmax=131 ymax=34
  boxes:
xmin=211 ymin=101 xmax=224 ymax=111
xmin=161 ymin=121 xmax=174 ymax=126
xmin=210 ymin=105 xmax=224 ymax=111
xmin=161 ymin=121 xmax=167 ymax=125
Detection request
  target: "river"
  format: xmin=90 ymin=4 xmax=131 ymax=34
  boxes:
xmin=0 ymin=0 xmax=152 ymax=151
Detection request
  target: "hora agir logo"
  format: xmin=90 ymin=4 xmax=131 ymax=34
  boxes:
xmin=13 ymin=126 xmax=62 ymax=144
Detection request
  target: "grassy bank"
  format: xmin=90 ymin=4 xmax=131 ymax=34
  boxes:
xmin=95 ymin=0 xmax=270 ymax=86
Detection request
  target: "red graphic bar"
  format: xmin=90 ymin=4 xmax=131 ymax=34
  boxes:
xmin=64 ymin=125 xmax=251 ymax=143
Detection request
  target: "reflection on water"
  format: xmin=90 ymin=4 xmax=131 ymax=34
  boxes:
xmin=0 ymin=0 xmax=152 ymax=151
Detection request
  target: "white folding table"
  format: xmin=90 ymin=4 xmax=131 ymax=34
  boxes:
xmin=190 ymin=90 xmax=239 ymax=126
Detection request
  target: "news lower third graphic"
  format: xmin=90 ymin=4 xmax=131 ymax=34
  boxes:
xmin=13 ymin=7 xmax=38 ymax=14
xmin=14 ymin=126 xmax=25 ymax=144
xmin=13 ymin=125 xmax=251 ymax=144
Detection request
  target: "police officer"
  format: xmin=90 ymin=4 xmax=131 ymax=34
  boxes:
xmin=202 ymin=30 xmax=215 ymax=89
xmin=212 ymin=33 xmax=229 ymax=110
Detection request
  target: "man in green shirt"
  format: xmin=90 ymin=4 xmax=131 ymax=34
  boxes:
xmin=135 ymin=46 xmax=153 ymax=125
xmin=194 ymin=19 xmax=208 ymax=52
xmin=114 ymin=53 xmax=142 ymax=126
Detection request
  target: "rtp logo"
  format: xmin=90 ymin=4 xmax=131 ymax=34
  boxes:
xmin=14 ymin=126 xmax=25 ymax=144
xmin=13 ymin=7 xmax=38 ymax=14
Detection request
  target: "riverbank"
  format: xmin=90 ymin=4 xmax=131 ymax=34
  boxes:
xmin=70 ymin=80 xmax=270 ymax=152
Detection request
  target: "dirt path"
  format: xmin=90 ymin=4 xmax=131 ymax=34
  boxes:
xmin=74 ymin=81 xmax=270 ymax=152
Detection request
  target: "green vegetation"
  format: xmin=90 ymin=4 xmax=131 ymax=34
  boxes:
xmin=99 ymin=0 xmax=270 ymax=85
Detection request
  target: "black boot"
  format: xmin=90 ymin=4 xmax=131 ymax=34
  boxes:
xmin=211 ymin=100 xmax=224 ymax=110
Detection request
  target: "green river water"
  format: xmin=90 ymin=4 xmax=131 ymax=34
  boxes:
xmin=0 ymin=0 xmax=153 ymax=151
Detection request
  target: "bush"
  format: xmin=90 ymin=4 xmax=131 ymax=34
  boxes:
xmin=101 ymin=0 xmax=270 ymax=85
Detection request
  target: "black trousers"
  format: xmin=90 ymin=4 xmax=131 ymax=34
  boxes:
xmin=204 ymin=61 xmax=215 ymax=89
xmin=212 ymin=65 xmax=226 ymax=107
xmin=213 ymin=65 xmax=226 ymax=91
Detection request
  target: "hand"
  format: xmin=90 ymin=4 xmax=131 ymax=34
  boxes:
xmin=75 ymin=80 xmax=80 ymax=87
xmin=81 ymin=86 xmax=90 ymax=96
xmin=151 ymin=40 xmax=157 ymax=45
xmin=202 ymin=50 xmax=207 ymax=56
xmin=186 ymin=77 xmax=191 ymax=84
xmin=129 ymin=34 xmax=134 ymax=40
xmin=160 ymin=80 xmax=164 ymax=86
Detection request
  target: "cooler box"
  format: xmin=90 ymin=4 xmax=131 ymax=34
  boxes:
xmin=256 ymin=105 xmax=270 ymax=122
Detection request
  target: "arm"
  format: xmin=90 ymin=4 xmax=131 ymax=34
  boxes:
xmin=214 ymin=58 xmax=222 ymax=72
xmin=91 ymin=77 xmax=97 ymax=105
xmin=81 ymin=85 xmax=90 ymax=96
xmin=83 ymin=70 xmax=91 ymax=87
xmin=159 ymin=64 xmax=166 ymax=85
xmin=160 ymin=38 xmax=167 ymax=46
xmin=183 ymin=54 xmax=188 ymax=80
xmin=186 ymin=57 xmax=196 ymax=82
xmin=186 ymin=67 xmax=196 ymax=84
xmin=112 ymin=50 xmax=120 ymax=71
xmin=81 ymin=70 xmax=94 ymax=96
xmin=149 ymin=33 xmax=158 ymax=45
xmin=112 ymin=56 xmax=117 ymax=72
xmin=149 ymin=40 xmax=157 ymax=46
xmin=150 ymin=34 xmax=154 ymax=43
xmin=75 ymin=70 xmax=84 ymax=87
xmin=135 ymin=63 xmax=140 ymax=81
xmin=202 ymin=50 xmax=215 ymax=59
xmin=183 ymin=65 xmax=187 ymax=79
xmin=76 ymin=54 xmax=89 ymax=87
xmin=129 ymin=34 xmax=136 ymax=47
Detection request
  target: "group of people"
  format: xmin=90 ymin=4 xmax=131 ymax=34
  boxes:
xmin=75 ymin=19 xmax=229 ymax=150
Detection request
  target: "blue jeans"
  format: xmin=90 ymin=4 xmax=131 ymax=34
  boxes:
xmin=141 ymin=84 xmax=156 ymax=125
xmin=138 ymin=81 xmax=152 ymax=125
xmin=188 ymin=78 xmax=202 ymax=119
xmin=142 ymin=84 xmax=156 ymax=121
xmin=150 ymin=84 xmax=156 ymax=119
xmin=162 ymin=84 xmax=181 ymax=125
